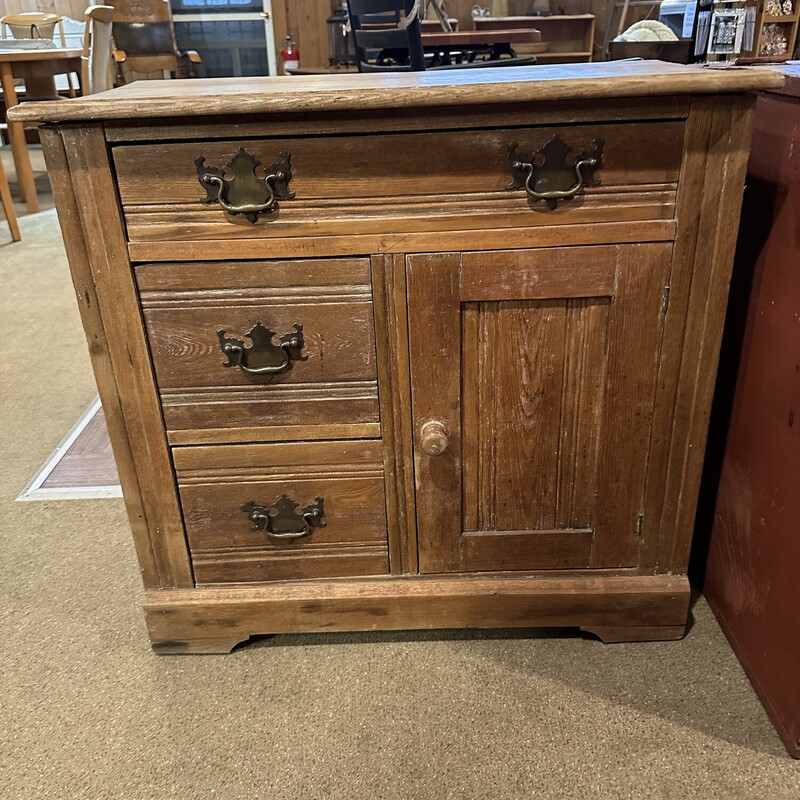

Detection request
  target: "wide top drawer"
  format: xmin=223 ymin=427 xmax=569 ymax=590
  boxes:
xmin=114 ymin=121 xmax=684 ymax=261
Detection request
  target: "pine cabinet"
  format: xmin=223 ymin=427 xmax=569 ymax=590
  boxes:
xmin=409 ymin=244 xmax=671 ymax=574
xmin=10 ymin=61 xmax=783 ymax=653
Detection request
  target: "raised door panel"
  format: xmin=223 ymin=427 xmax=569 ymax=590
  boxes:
xmin=408 ymin=244 xmax=672 ymax=573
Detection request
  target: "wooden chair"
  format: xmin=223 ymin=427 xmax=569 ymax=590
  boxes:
xmin=81 ymin=6 xmax=115 ymax=95
xmin=348 ymin=0 xmax=535 ymax=72
xmin=1 ymin=11 xmax=78 ymax=97
xmin=1 ymin=11 xmax=65 ymax=44
xmin=349 ymin=0 xmax=427 ymax=72
xmin=0 ymin=155 xmax=21 ymax=242
xmin=107 ymin=0 xmax=201 ymax=82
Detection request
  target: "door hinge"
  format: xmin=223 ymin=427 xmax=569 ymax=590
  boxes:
xmin=661 ymin=285 xmax=671 ymax=314
xmin=636 ymin=513 xmax=644 ymax=537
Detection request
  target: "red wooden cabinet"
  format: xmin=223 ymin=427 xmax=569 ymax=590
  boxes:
xmin=704 ymin=66 xmax=800 ymax=759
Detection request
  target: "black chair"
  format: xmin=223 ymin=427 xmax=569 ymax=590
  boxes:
xmin=348 ymin=0 xmax=536 ymax=73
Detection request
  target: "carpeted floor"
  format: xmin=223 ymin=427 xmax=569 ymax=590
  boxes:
xmin=1 ymin=194 xmax=799 ymax=798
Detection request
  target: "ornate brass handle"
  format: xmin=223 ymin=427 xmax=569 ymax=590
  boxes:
xmin=507 ymin=134 xmax=604 ymax=209
xmin=420 ymin=420 xmax=450 ymax=456
xmin=218 ymin=322 xmax=307 ymax=376
xmin=243 ymin=496 xmax=326 ymax=541
xmin=196 ymin=147 xmax=295 ymax=224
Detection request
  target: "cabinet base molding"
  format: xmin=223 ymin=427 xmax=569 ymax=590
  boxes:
xmin=144 ymin=574 xmax=690 ymax=654
xmin=151 ymin=637 xmax=250 ymax=655
xmin=580 ymin=624 xmax=687 ymax=643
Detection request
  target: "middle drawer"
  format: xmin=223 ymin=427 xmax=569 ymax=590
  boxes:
xmin=136 ymin=257 xmax=379 ymax=445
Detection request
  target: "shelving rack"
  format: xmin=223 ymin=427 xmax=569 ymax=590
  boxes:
xmin=744 ymin=1 xmax=799 ymax=59
xmin=473 ymin=14 xmax=595 ymax=62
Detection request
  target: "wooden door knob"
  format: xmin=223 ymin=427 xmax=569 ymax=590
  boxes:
xmin=419 ymin=420 xmax=449 ymax=456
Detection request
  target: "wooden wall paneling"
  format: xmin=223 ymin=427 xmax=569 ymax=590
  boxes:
xmin=645 ymin=95 xmax=757 ymax=574
xmin=42 ymin=124 xmax=193 ymax=590
xmin=270 ymin=0 xmax=288 ymax=67
xmin=285 ymin=0 xmax=337 ymax=70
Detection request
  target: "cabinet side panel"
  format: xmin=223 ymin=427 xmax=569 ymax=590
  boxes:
xmin=649 ymin=95 xmax=757 ymax=574
xmin=639 ymin=98 xmax=715 ymax=574
xmin=42 ymin=125 xmax=193 ymax=589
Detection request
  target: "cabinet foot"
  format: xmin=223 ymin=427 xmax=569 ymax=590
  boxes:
xmin=151 ymin=636 xmax=251 ymax=655
xmin=581 ymin=624 xmax=686 ymax=643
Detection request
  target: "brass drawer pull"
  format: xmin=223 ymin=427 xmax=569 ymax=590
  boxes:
xmin=243 ymin=495 xmax=326 ymax=540
xmin=507 ymin=134 xmax=603 ymax=209
xmin=218 ymin=322 xmax=307 ymax=376
xmin=196 ymin=147 xmax=295 ymax=223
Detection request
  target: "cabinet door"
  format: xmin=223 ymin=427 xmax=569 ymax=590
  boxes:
xmin=407 ymin=245 xmax=672 ymax=573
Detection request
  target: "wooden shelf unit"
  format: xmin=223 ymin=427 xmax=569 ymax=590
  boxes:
xmin=741 ymin=2 xmax=799 ymax=60
xmin=474 ymin=15 xmax=595 ymax=62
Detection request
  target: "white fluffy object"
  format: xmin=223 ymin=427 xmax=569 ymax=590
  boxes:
xmin=614 ymin=20 xmax=679 ymax=43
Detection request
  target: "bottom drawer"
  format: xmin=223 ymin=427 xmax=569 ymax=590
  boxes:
xmin=173 ymin=440 xmax=389 ymax=584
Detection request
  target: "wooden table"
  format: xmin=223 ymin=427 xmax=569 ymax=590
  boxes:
xmin=0 ymin=48 xmax=83 ymax=213
xmin=421 ymin=28 xmax=541 ymax=64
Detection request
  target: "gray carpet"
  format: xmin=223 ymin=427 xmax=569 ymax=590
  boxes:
xmin=1 ymin=200 xmax=798 ymax=799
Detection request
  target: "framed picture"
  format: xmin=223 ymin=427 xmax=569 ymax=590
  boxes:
xmin=707 ymin=9 xmax=746 ymax=54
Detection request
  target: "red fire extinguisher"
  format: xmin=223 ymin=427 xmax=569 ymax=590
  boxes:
xmin=281 ymin=36 xmax=300 ymax=74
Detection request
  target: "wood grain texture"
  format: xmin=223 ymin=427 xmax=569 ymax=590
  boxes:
xmin=40 ymin=406 xmax=117 ymax=489
xmin=175 ymin=440 xmax=389 ymax=585
xmin=35 ymin=76 xmax=757 ymax=651
xmin=463 ymin=299 xmax=567 ymax=532
xmin=590 ymin=243 xmax=672 ymax=567
xmin=137 ymin=258 xmax=378 ymax=442
xmin=167 ymin=423 xmax=381 ymax=447
xmin=112 ymin=124 xmax=683 ymax=203
xmin=126 ymin=220 xmax=677 ymax=263
xmin=143 ymin=574 xmax=692 ymax=652
xmin=114 ymin=128 xmax=682 ymax=206
xmin=581 ymin=624 xmax=686 ymax=643
xmin=407 ymin=253 xmax=463 ymax=574
xmin=652 ymin=95 xmax=758 ymax=574
xmin=461 ymin=246 xmax=616 ymax=301
xmin=371 ymin=254 xmax=418 ymax=576
xmin=122 ymin=189 xmax=677 ymax=247
xmin=102 ymin=97 xmax=691 ymax=143
xmin=41 ymin=126 xmax=192 ymax=590
xmin=9 ymin=61 xmax=783 ymax=123
xmin=638 ymin=99 xmax=717 ymax=575
xmin=412 ymin=244 xmax=671 ymax=575
xmin=112 ymin=124 xmax=683 ymax=251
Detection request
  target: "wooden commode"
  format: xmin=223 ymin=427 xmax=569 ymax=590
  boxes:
xmin=10 ymin=62 xmax=783 ymax=653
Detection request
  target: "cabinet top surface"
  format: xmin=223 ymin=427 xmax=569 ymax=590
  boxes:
xmin=9 ymin=60 xmax=783 ymax=125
